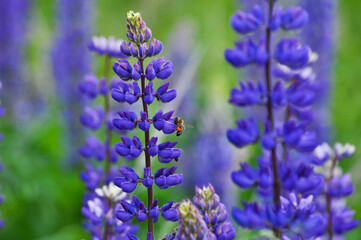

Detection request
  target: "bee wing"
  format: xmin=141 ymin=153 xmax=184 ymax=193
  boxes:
xmin=184 ymin=122 xmax=194 ymax=128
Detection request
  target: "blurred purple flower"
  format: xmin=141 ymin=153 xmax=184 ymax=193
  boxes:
xmin=51 ymin=0 xmax=93 ymax=164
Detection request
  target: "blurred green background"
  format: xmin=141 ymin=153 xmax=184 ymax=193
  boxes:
xmin=0 ymin=0 xmax=360 ymax=239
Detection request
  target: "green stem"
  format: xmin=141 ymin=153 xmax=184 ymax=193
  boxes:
xmin=265 ymin=0 xmax=281 ymax=238
xmin=139 ymin=57 xmax=155 ymax=239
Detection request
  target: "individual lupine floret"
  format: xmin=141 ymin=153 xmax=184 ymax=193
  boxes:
xmin=79 ymin=73 xmax=99 ymax=99
xmin=280 ymin=161 xmax=324 ymax=195
xmin=225 ymin=38 xmax=269 ymax=67
xmin=111 ymin=81 xmax=141 ymax=104
xmin=146 ymin=57 xmax=174 ymax=80
xmin=80 ymin=164 xmax=104 ymax=191
xmin=227 ymin=118 xmax=260 ymax=148
xmin=281 ymin=6 xmax=309 ymax=30
xmin=114 ymin=166 xmax=139 ymax=193
xmin=152 ymin=110 xmax=177 ymax=134
xmin=80 ymin=106 xmax=105 ymax=130
xmin=230 ymin=5 xmax=264 ymax=34
xmin=282 ymin=120 xmax=318 ymax=152
xmin=229 ymin=81 xmax=266 ymax=107
xmin=332 ymin=208 xmax=359 ymax=235
xmin=79 ymin=135 xmax=106 ymax=160
xmin=113 ymin=59 xmax=135 ymax=81
xmin=155 ymin=82 xmax=177 ymax=103
xmin=113 ymin=111 xmax=138 ymax=131
xmin=274 ymin=38 xmax=310 ymax=70
xmin=231 ymin=162 xmax=259 ymax=189
xmin=157 ymin=141 xmax=182 ymax=163
xmin=327 ymin=173 xmax=353 ymax=198
xmin=154 ymin=166 xmax=183 ymax=189
xmin=115 ymin=135 xmax=143 ymax=159
xmin=95 ymin=182 xmax=127 ymax=202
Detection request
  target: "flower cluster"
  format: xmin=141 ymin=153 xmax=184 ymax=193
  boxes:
xmin=312 ymin=143 xmax=359 ymax=237
xmin=224 ymin=1 xmax=358 ymax=239
xmin=172 ymin=184 xmax=236 ymax=240
xmin=111 ymin=11 xmax=183 ymax=239
xmin=79 ymin=36 xmax=138 ymax=239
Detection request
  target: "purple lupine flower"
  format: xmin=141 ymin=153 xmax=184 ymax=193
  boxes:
xmin=312 ymin=142 xmax=359 ymax=238
xmin=112 ymin=11 xmax=184 ymax=239
xmin=172 ymin=184 xmax=235 ymax=240
xmin=51 ymin=0 xmax=93 ymax=164
xmin=175 ymin=200 xmax=216 ymax=240
xmin=0 ymin=0 xmax=34 ymax=121
xmin=82 ymin=182 xmax=138 ymax=239
xmin=78 ymin=23 xmax=137 ymax=239
xmin=301 ymin=0 xmax=337 ymax=141
xmin=223 ymin=1 xmax=352 ymax=238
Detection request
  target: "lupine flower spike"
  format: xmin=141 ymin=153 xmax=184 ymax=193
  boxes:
xmin=224 ymin=0 xmax=359 ymax=239
xmin=52 ymin=0 xmax=93 ymax=164
xmin=79 ymin=36 xmax=138 ymax=238
xmin=312 ymin=142 xmax=359 ymax=238
xmin=171 ymin=184 xmax=236 ymax=240
xmin=112 ymin=11 xmax=183 ymax=239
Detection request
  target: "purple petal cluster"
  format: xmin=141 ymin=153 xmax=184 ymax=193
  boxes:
xmin=114 ymin=165 xmax=183 ymax=193
xmin=233 ymin=194 xmax=326 ymax=238
xmin=111 ymin=11 xmax=183 ymax=239
xmin=81 ymin=183 xmax=139 ymax=239
xmin=174 ymin=184 xmax=236 ymax=240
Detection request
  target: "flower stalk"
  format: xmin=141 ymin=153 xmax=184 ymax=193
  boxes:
xmin=139 ymin=56 xmax=155 ymax=237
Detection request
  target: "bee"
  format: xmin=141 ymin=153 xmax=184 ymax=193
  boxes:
xmin=174 ymin=117 xmax=185 ymax=137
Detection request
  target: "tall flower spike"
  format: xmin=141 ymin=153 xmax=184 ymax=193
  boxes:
xmin=112 ymin=11 xmax=183 ymax=240
xmin=223 ymin=0 xmax=350 ymax=239
xmin=52 ymin=0 xmax=93 ymax=164
xmin=79 ymin=32 xmax=138 ymax=238
xmin=0 ymin=0 xmax=36 ymax=122
xmin=301 ymin=0 xmax=337 ymax=141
